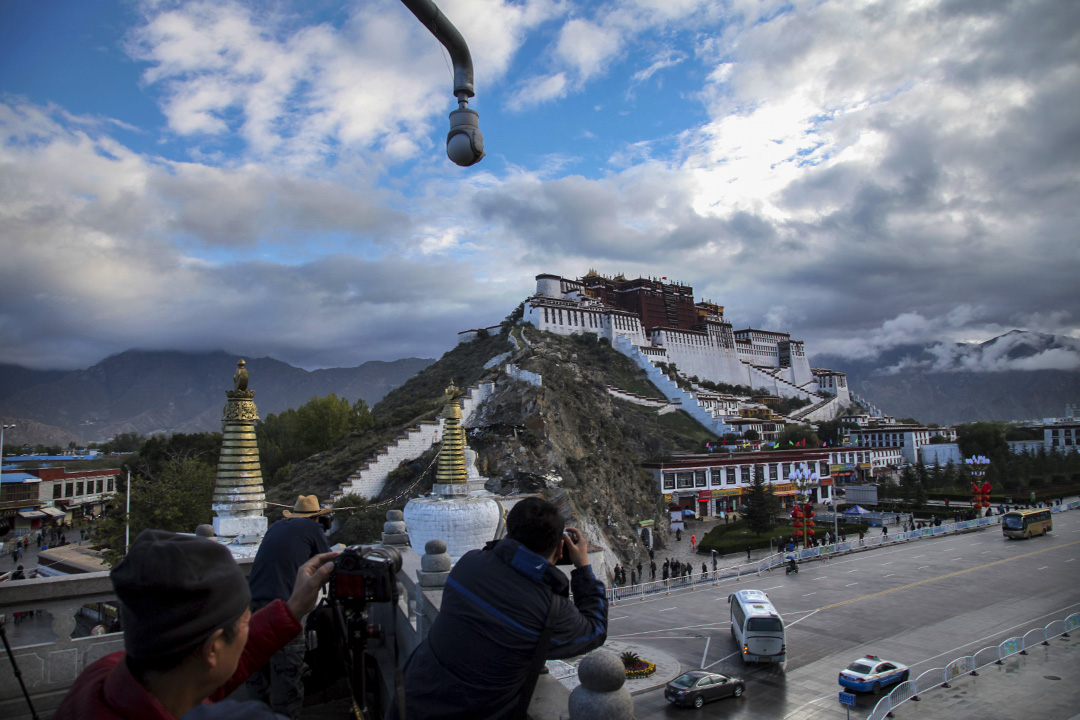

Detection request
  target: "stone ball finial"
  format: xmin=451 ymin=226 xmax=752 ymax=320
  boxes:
xmin=195 ymin=524 xmax=216 ymax=537
xmin=568 ymin=650 xmax=634 ymax=720
xmin=382 ymin=509 xmax=408 ymax=546
xmin=386 ymin=510 xmax=404 ymax=521
xmin=421 ymin=540 xmax=452 ymax=573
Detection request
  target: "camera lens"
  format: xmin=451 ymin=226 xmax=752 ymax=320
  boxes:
xmin=366 ymin=545 xmax=403 ymax=575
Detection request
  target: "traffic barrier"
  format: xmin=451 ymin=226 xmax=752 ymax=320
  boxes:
xmin=1020 ymin=627 xmax=1045 ymax=653
xmin=997 ymin=636 xmax=1023 ymax=662
xmin=863 ymin=607 xmax=1078 ymax=719
xmin=867 ymin=696 xmax=891 ymax=720
xmin=888 ymin=678 xmax=916 ymax=707
xmin=942 ymin=656 xmax=973 ymax=686
xmin=972 ymin=646 xmax=998 ymax=672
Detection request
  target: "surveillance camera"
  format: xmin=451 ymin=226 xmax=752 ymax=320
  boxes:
xmin=446 ymin=107 xmax=485 ymax=167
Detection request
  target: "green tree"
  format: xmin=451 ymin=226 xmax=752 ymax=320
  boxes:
xmin=257 ymin=395 xmax=375 ymax=486
xmin=955 ymin=422 xmax=1009 ymax=462
xmin=93 ymin=457 xmax=217 ymax=566
xmin=776 ymin=424 xmax=819 ymax=448
xmin=744 ymin=474 xmax=777 ymax=535
xmin=330 ymin=496 xmax=389 ymax=545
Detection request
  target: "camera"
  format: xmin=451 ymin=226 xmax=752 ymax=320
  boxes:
xmin=556 ymin=528 xmax=580 ymax=566
xmin=330 ymin=544 xmax=403 ymax=605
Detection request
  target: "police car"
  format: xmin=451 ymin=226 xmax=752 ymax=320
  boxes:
xmin=838 ymin=655 xmax=909 ymax=694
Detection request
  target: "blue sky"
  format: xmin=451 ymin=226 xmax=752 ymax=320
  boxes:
xmin=1 ymin=0 xmax=1078 ymax=373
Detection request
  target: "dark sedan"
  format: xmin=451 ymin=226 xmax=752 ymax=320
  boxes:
xmin=664 ymin=670 xmax=745 ymax=708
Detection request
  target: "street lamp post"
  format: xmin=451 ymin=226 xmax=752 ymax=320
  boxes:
xmin=788 ymin=463 xmax=819 ymax=548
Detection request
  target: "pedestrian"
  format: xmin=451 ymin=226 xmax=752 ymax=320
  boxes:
xmin=245 ymin=495 xmax=333 ymax=718
xmin=650 ymin=560 xmax=656 ymax=581
xmin=648 ymin=547 xmax=655 ymax=561
xmin=676 ymin=528 xmax=682 ymax=541
xmin=631 ymin=570 xmax=636 ymax=586
xmin=391 ymin=497 xmax=607 ymax=720
xmin=11 ymin=564 xmax=26 ymax=580
xmin=858 ymin=530 xmax=864 ymax=540
xmin=824 ymin=531 xmax=831 ymax=545
xmin=613 ymin=564 xmax=621 ymax=586
xmin=701 ymin=562 xmax=707 ymax=577
xmin=637 ymin=561 xmax=643 ymax=580
xmin=662 ymin=564 xmax=669 ymax=581
xmin=882 ymin=526 xmax=887 ymax=536
xmin=691 ymin=534 xmax=697 ymax=551
xmin=712 ymin=550 xmax=718 ymax=571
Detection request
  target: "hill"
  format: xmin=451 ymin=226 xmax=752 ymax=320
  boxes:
xmin=0 ymin=350 xmax=433 ymax=443
xmin=274 ymin=326 xmax=720 ymax=561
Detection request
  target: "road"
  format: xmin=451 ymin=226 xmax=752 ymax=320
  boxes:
xmin=610 ymin=511 xmax=1080 ymax=719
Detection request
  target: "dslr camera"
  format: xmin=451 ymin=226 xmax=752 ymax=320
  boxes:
xmin=329 ymin=544 xmax=403 ymax=606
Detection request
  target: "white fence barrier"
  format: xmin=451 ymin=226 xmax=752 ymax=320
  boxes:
xmin=866 ymin=609 xmax=1076 ymax=719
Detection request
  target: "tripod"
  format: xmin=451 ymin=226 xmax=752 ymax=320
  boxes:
xmin=0 ymin=620 xmax=40 ymax=719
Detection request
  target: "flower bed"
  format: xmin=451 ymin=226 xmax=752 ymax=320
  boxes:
xmin=625 ymin=660 xmax=656 ymax=679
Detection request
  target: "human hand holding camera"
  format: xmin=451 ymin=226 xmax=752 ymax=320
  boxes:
xmin=562 ymin=527 xmax=589 ymax=569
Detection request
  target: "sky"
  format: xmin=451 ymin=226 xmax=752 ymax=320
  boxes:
xmin=1 ymin=0 xmax=1078 ymax=373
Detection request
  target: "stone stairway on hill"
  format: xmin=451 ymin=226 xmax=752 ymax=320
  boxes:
xmin=788 ymin=395 xmax=839 ymax=422
xmin=612 ymin=336 xmax=734 ymax=435
xmin=745 ymin=363 xmax=820 ymax=401
xmin=334 ymin=381 xmax=496 ymax=502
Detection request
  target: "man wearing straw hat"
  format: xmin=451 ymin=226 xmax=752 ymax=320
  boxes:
xmin=245 ymin=496 xmax=333 ymax=718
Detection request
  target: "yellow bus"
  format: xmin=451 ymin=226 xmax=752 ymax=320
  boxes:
xmin=1001 ymin=509 xmax=1052 ymax=539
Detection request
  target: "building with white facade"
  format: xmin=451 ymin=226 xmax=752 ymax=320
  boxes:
xmin=844 ymin=424 xmax=936 ymax=465
xmin=523 ymin=273 xmax=852 ymax=412
xmin=643 ymin=449 xmax=836 ymax=517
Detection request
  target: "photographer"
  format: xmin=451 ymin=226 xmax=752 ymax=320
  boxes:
xmin=53 ymin=529 xmax=337 ymax=720
xmin=245 ymin=495 xmax=333 ymax=718
xmin=390 ymin=497 xmax=608 ymax=720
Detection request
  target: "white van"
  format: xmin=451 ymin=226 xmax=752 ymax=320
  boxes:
xmin=728 ymin=589 xmax=786 ymax=663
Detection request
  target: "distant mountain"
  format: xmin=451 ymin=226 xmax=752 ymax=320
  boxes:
xmin=812 ymin=330 xmax=1080 ymax=425
xmin=0 ymin=350 xmax=434 ymax=444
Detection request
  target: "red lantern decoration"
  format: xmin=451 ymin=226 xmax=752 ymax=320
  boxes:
xmin=792 ymin=506 xmax=804 ymax=540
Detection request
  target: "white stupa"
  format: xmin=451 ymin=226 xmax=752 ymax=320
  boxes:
xmin=404 ymin=384 xmax=503 ymax=563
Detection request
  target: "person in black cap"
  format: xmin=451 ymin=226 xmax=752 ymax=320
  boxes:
xmin=245 ymin=495 xmax=333 ymax=718
xmin=53 ymin=529 xmax=337 ymax=720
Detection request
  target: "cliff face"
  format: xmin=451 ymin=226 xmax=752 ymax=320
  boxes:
xmin=293 ymin=326 xmax=718 ymax=563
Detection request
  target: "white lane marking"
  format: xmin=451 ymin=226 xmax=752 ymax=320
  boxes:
xmin=845 ymin=582 xmax=858 ymax=587
xmin=786 ymin=609 xmax=822 ymax=628
xmin=1066 ymin=558 xmax=1076 ymax=563
xmin=763 ymin=586 xmax=783 ymax=590
xmin=981 ymin=551 xmax=991 ymax=554
xmin=803 ymin=592 xmax=817 ymax=597
xmin=846 ymin=569 xmax=859 ymax=573
xmin=917 ymin=566 xmax=930 ymax=569
xmin=912 ymin=554 xmax=925 ymax=558
xmin=701 ymin=637 xmax=711 ymax=667
xmin=884 ymin=573 xmax=895 ymax=577
xmin=813 ymin=576 xmax=829 ymax=581
xmin=704 ymin=650 xmax=740 ymax=669
xmin=882 ymin=562 xmax=893 ymax=565
xmin=610 ymin=615 xmax=629 ymax=621
xmin=952 ymin=557 xmax=964 ymax=561
xmin=1037 ymin=566 xmax=1049 ymax=570
xmin=659 ymin=607 xmax=677 ymax=612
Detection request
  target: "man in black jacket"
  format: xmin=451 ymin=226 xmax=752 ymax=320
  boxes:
xmin=391 ymin=497 xmax=607 ymax=720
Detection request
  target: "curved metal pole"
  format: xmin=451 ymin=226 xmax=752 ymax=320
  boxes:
xmin=399 ymin=0 xmax=474 ymax=105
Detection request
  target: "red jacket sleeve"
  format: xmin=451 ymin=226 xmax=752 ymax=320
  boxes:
xmin=209 ymin=599 xmax=302 ymax=701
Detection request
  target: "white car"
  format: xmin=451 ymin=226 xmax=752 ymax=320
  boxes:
xmin=838 ymin=655 xmax=909 ymax=694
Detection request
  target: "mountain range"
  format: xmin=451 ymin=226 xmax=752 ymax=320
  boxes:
xmin=0 ymin=350 xmax=433 ymax=445
xmin=812 ymin=330 xmax=1080 ymax=425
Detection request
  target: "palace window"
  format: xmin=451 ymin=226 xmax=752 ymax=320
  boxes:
xmin=107 ymin=478 xmax=114 ymax=492
xmin=695 ymin=471 xmax=707 ymax=488
xmin=65 ymin=482 xmax=73 ymax=497
xmin=663 ymin=473 xmax=675 ymax=490
xmin=76 ymin=481 xmax=84 ymax=496
xmin=677 ymin=473 xmax=695 ymax=489
xmin=727 ymin=468 xmax=737 ymax=484
xmin=53 ymin=484 xmax=62 ymax=499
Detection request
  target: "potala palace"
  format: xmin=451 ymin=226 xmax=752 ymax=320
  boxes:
xmin=522 ymin=272 xmax=853 ymax=423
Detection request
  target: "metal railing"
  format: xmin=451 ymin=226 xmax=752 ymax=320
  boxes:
xmin=866 ymin=611 xmax=1079 ymax=719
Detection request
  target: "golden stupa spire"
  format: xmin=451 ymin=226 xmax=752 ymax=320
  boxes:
xmin=435 ymin=383 xmax=468 ymax=484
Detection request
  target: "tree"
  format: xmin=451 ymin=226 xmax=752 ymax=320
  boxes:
xmin=744 ymin=429 xmax=760 ymax=442
xmin=744 ymin=474 xmax=777 ymax=535
xmin=257 ymin=394 xmax=375 ymax=486
xmin=955 ymin=422 xmax=1009 ymax=461
xmin=101 ymin=432 xmax=147 ymax=454
xmin=776 ymin=424 xmax=819 ymax=448
xmin=331 ymin=496 xmax=389 ymax=545
xmin=92 ymin=457 xmax=217 ymax=566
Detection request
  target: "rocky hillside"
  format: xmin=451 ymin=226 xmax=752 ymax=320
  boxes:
xmin=276 ymin=326 xmax=719 ymax=562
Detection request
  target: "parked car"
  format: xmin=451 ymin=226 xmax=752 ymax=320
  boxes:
xmin=838 ymin=655 xmax=909 ymax=694
xmin=664 ymin=670 xmax=745 ymax=708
